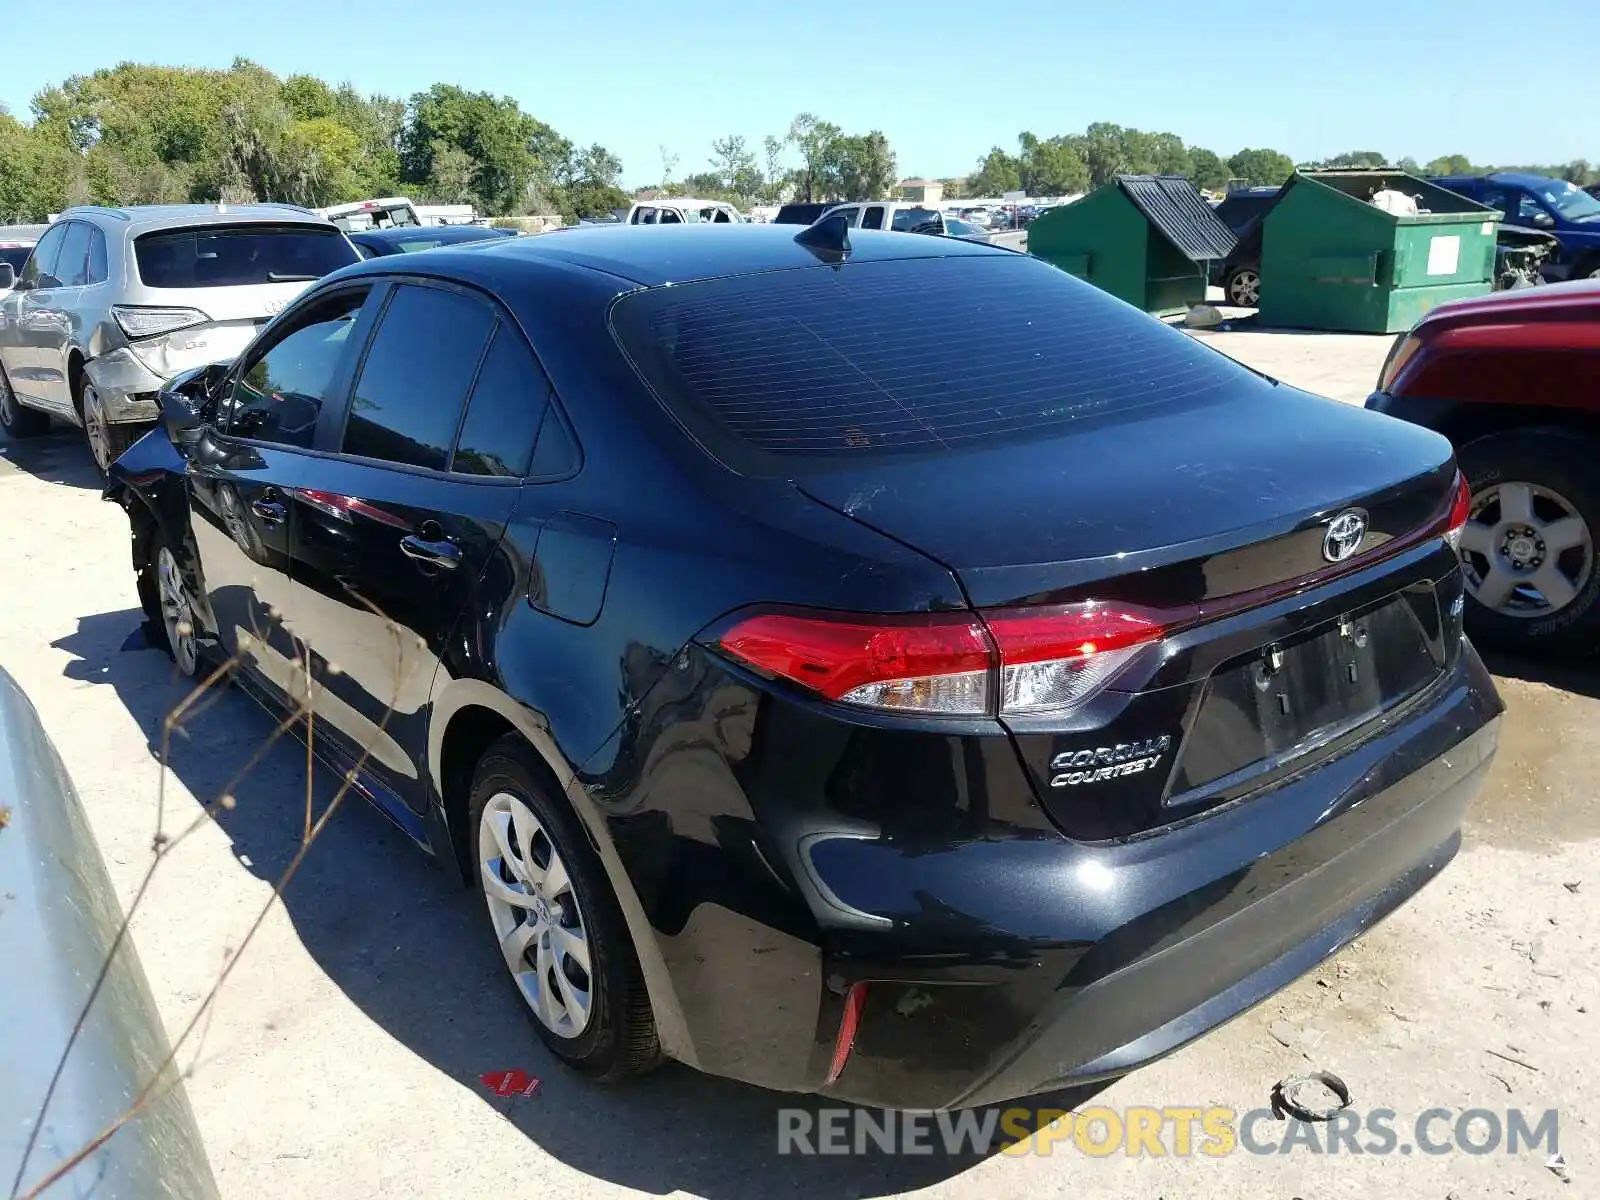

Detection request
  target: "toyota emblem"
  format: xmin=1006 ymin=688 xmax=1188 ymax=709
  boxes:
xmin=1322 ymin=509 xmax=1368 ymax=563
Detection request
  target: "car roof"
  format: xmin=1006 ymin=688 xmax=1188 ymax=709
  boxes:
xmin=56 ymin=204 xmax=336 ymax=234
xmin=351 ymin=225 xmax=510 ymax=245
xmin=336 ymin=222 xmax=1010 ymax=288
xmin=634 ymin=197 xmax=734 ymax=209
xmin=1434 ymin=172 xmax=1559 ymax=189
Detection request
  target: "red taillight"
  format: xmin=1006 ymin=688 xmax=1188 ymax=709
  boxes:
xmin=826 ymin=982 xmax=868 ymax=1085
xmin=715 ymin=602 xmax=1184 ymax=717
xmin=716 ymin=610 xmax=992 ymax=715
xmin=1445 ymin=471 xmax=1472 ymax=552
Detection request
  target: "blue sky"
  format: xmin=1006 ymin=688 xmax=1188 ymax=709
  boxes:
xmin=5 ymin=0 xmax=1595 ymax=187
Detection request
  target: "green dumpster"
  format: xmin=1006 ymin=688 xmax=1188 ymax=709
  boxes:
xmin=1027 ymin=175 xmax=1236 ymax=315
xmin=1258 ymin=170 xmax=1500 ymax=333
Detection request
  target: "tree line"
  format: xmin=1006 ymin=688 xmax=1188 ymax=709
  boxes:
xmin=3 ymin=64 xmax=1595 ymax=224
xmin=0 ymin=59 xmax=631 ymax=223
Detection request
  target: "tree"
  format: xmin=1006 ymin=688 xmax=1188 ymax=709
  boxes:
xmin=1189 ymin=148 xmax=1229 ymax=192
xmin=709 ymin=134 xmax=758 ymax=196
xmin=399 ymin=85 xmax=556 ymax=215
xmin=659 ymin=145 xmax=679 ymax=189
xmin=968 ymin=147 xmax=1021 ymax=196
xmin=1227 ymin=147 xmax=1296 ymax=186
xmin=1021 ymin=135 xmax=1089 ymax=195
xmin=1318 ymin=150 xmax=1389 ymax=169
xmin=787 ymin=113 xmax=842 ymax=202
xmin=833 ymin=131 xmax=896 ymax=201
xmin=1424 ymin=154 xmax=1475 ymax=176
xmin=1397 ymin=156 xmax=1422 ymax=175
xmin=426 ymin=142 xmax=477 ymax=203
xmin=761 ymin=134 xmax=787 ymax=202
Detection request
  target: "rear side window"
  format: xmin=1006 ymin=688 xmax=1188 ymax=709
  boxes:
xmin=343 ymin=284 xmax=494 ymax=471
xmin=451 ymin=326 xmax=549 ymax=478
xmin=135 ymin=225 xmax=358 ymax=288
xmin=1 ymin=246 xmax=34 ymax=274
xmin=86 ymin=227 xmax=108 ymax=284
xmin=612 ymin=255 xmax=1264 ymax=472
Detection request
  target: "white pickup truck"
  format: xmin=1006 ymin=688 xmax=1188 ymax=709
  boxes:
xmin=624 ymin=198 xmax=743 ymax=225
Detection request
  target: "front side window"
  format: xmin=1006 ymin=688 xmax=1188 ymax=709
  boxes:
xmin=860 ymin=207 xmax=885 ymax=230
xmin=21 ymin=223 xmax=67 ymax=289
xmin=342 ymin=284 xmax=494 ymax=471
xmin=53 ymin=222 xmax=92 ymax=287
xmin=135 ymin=225 xmax=358 ymax=288
xmin=658 ymin=209 xmax=683 ymax=225
xmin=225 ymin=290 xmax=368 ymax=447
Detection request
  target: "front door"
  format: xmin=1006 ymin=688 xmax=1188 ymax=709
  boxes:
xmin=285 ymin=281 xmax=546 ymax=831
xmin=186 ymin=285 xmax=377 ymax=711
xmin=0 ymin=221 xmax=78 ymax=415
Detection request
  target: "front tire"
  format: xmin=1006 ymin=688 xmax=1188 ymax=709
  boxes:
xmin=80 ymin=381 xmax=145 ymax=474
xmin=1455 ymin=429 xmax=1600 ymax=655
xmin=469 ymin=735 xmax=660 ymax=1080
xmin=137 ymin=530 xmax=203 ymax=677
xmin=0 ymin=363 xmax=50 ymax=438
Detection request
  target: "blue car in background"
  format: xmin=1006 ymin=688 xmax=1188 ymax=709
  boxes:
xmin=1431 ymin=172 xmax=1600 ymax=281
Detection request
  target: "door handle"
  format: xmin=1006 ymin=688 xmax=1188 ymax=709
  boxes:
xmin=251 ymin=497 xmax=287 ymax=526
xmin=399 ymin=533 xmax=461 ymax=570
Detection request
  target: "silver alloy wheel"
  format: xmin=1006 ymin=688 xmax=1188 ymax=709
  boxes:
xmin=1458 ymin=481 xmax=1594 ymax=619
xmin=479 ymin=791 xmax=594 ymax=1037
xmin=1228 ymin=268 xmax=1261 ymax=306
xmin=157 ymin=546 xmax=200 ymax=676
xmin=82 ymin=383 xmax=112 ymax=471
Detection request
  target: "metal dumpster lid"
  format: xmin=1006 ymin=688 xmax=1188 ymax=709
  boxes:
xmin=1115 ymin=174 xmax=1238 ymax=262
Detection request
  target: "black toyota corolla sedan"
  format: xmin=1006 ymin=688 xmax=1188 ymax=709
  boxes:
xmin=105 ymin=223 xmax=1502 ymax=1111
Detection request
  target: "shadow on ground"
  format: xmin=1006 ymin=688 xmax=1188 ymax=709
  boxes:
xmin=1481 ymin=646 xmax=1600 ymax=701
xmin=53 ymin=607 xmax=1098 ymax=1198
xmin=0 ymin=424 xmax=101 ymax=491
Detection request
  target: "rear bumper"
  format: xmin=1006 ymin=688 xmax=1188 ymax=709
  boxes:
xmin=809 ymin=642 xmax=1501 ymax=1109
xmin=83 ymin=349 xmax=163 ymax=423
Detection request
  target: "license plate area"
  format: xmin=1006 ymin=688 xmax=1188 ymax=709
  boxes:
xmin=1167 ymin=592 xmax=1442 ymax=804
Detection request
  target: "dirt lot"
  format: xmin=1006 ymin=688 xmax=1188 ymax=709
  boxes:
xmin=2 ymin=327 xmax=1594 ymax=1198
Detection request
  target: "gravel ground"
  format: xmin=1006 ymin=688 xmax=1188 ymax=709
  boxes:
xmin=2 ymin=326 xmax=1594 ymax=1198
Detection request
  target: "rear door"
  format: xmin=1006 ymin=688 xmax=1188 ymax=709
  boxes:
xmin=284 ymin=279 xmax=545 ymax=831
xmin=186 ymin=283 xmax=378 ymax=711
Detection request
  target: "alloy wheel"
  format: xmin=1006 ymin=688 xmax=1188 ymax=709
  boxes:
xmin=1228 ymin=269 xmax=1261 ymax=306
xmin=1457 ymin=481 xmax=1594 ymax=618
xmin=82 ymin=383 xmax=112 ymax=472
xmin=478 ymin=791 xmax=594 ymax=1038
xmin=157 ymin=546 xmax=200 ymax=676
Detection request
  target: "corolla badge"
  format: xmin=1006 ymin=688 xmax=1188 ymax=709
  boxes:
xmin=1322 ymin=509 xmax=1368 ymax=564
xmin=1049 ymin=735 xmax=1172 ymax=788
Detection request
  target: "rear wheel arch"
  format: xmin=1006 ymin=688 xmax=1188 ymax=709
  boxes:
xmin=428 ymin=684 xmax=698 ymax=1065
xmin=68 ymin=351 xmax=87 ymax=415
xmin=1426 ymin=401 xmax=1600 ymax=448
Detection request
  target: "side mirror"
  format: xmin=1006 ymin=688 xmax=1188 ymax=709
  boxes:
xmin=159 ymin=387 xmax=205 ymax=449
xmin=1533 ymin=212 xmax=1556 ymax=229
xmin=0 ymin=263 xmax=14 ymax=291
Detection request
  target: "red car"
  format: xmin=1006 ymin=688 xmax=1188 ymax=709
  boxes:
xmin=1367 ymin=279 xmax=1600 ymax=653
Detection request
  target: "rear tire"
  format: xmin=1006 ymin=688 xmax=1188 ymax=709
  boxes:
xmin=468 ymin=735 xmax=661 ymax=1081
xmin=79 ymin=381 xmax=145 ymax=475
xmin=1224 ymin=263 xmax=1261 ymax=307
xmin=0 ymin=363 xmax=50 ymax=438
xmin=1456 ymin=430 xmax=1600 ymax=655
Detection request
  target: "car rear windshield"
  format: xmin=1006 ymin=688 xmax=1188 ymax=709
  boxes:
xmin=134 ymin=225 xmax=358 ymax=288
xmin=611 ymin=254 xmax=1265 ymax=473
